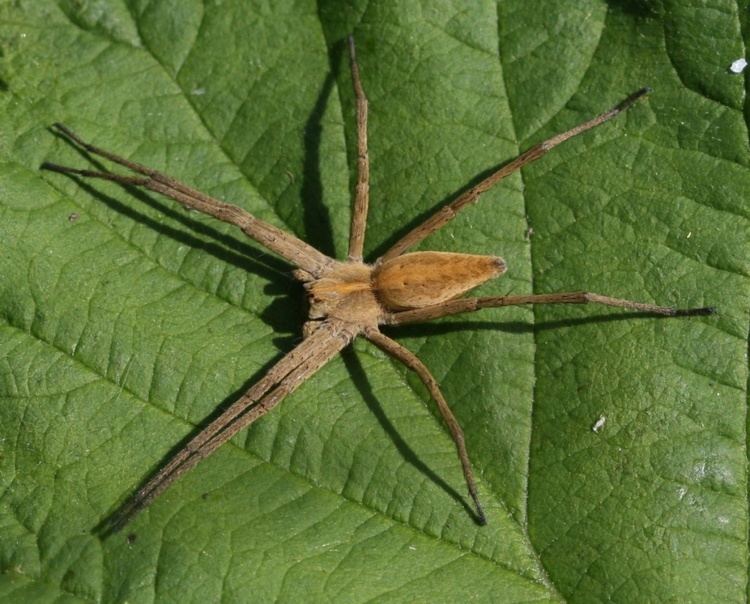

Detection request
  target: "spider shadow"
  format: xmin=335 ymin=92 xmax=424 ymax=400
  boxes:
xmin=47 ymin=37 xmax=349 ymax=336
xmin=297 ymin=40 xmax=344 ymax=257
xmin=603 ymin=0 xmax=658 ymax=17
xmin=53 ymin=43 xmax=688 ymax=536
xmin=45 ymin=128 xmax=306 ymax=336
xmin=315 ymin=41 xmax=481 ymax=523
xmin=340 ymin=348 xmax=480 ymax=523
xmin=387 ymin=308 xmax=690 ymax=338
xmin=263 ymin=40 xmax=347 ymax=328
xmin=62 ymin=42 xmax=359 ymax=538
xmin=366 ymin=159 xmax=516 ymax=260
xmin=94 ymin=342 xmax=302 ymax=538
xmin=89 ymin=43 xmax=360 ymax=537
xmin=242 ymin=40 xmax=348 ymax=328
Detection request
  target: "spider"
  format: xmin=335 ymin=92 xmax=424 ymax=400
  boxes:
xmin=42 ymin=37 xmax=713 ymax=533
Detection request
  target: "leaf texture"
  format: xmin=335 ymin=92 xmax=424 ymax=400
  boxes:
xmin=0 ymin=1 xmax=748 ymax=602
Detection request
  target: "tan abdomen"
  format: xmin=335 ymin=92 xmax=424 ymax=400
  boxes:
xmin=373 ymin=251 xmax=506 ymax=310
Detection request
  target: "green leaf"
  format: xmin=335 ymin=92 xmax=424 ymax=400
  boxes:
xmin=1 ymin=1 xmax=748 ymax=602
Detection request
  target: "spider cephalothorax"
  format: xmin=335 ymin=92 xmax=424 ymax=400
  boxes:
xmin=42 ymin=37 xmax=713 ymax=533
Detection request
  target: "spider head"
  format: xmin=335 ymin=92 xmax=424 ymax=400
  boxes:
xmin=302 ymin=261 xmax=383 ymax=329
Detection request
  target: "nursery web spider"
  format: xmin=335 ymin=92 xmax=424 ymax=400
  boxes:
xmin=43 ymin=37 xmax=714 ymax=532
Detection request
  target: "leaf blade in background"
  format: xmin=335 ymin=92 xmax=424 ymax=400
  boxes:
xmin=0 ymin=1 xmax=747 ymax=602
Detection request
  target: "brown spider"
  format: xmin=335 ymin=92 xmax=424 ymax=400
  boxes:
xmin=42 ymin=37 xmax=713 ymax=533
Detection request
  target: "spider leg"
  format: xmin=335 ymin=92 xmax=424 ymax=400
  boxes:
xmin=385 ymin=291 xmax=716 ymax=325
xmin=364 ymin=328 xmax=486 ymax=525
xmin=102 ymin=322 xmax=353 ymax=534
xmin=42 ymin=125 xmax=334 ymax=277
xmin=381 ymin=88 xmax=651 ymax=260
xmin=347 ymin=35 xmax=370 ymax=261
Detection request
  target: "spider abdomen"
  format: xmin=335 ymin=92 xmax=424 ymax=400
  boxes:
xmin=373 ymin=251 xmax=506 ymax=310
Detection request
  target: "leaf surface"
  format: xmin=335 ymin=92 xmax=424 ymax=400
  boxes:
xmin=0 ymin=1 xmax=748 ymax=602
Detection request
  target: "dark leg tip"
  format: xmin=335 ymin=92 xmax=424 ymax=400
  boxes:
xmin=93 ymin=515 xmax=121 ymax=539
xmin=675 ymin=306 xmax=717 ymax=317
xmin=50 ymin=123 xmax=70 ymax=138
xmin=40 ymin=161 xmax=67 ymax=173
xmin=50 ymin=122 xmax=89 ymax=148
xmin=615 ymin=87 xmax=652 ymax=112
xmin=51 ymin=122 xmax=73 ymax=135
xmin=40 ymin=162 xmax=90 ymax=178
xmin=470 ymin=493 xmax=487 ymax=526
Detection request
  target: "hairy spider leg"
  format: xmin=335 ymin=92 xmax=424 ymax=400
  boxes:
xmin=101 ymin=323 xmax=353 ymax=534
xmin=381 ymin=87 xmax=652 ymax=260
xmin=347 ymin=35 xmax=370 ymax=261
xmin=365 ymin=328 xmax=487 ymax=524
xmin=386 ymin=292 xmax=716 ymax=325
xmin=42 ymin=124 xmax=334 ymax=277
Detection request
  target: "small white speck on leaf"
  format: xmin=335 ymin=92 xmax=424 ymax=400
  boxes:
xmin=729 ymin=58 xmax=747 ymax=74
xmin=191 ymin=87 xmax=206 ymax=96
xmin=592 ymin=415 xmax=606 ymax=433
xmin=686 ymin=231 xmax=692 ymax=238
